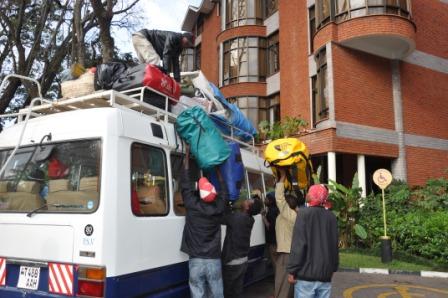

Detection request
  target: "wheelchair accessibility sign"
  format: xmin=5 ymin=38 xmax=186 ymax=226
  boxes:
xmin=343 ymin=284 xmax=448 ymax=298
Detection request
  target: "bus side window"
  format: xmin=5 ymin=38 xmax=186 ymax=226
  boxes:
xmin=263 ymin=173 xmax=276 ymax=193
xmin=248 ymin=171 xmax=264 ymax=198
xmin=131 ymin=143 xmax=169 ymax=216
xmin=170 ymin=154 xmax=200 ymax=216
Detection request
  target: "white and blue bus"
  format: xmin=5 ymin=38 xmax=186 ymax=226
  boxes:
xmin=0 ymin=75 xmax=274 ymax=297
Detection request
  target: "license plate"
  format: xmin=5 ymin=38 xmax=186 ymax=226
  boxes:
xmin=17 ymin=266 xmax=40 ymax=290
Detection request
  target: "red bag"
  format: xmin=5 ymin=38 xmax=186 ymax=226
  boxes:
xmin=143 ymin=64 xmax=180 ymax=102
xmin=48 ymin=158 xmax=69 ymax=179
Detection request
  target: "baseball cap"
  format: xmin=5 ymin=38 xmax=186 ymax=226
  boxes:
xmin=198 ymin=177 xmax=217 ymax=203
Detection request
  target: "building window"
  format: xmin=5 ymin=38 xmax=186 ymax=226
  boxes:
xmin=196 ymin=14 xmax=204 ymax=36
xmin=267 ymin=32 xmax=280 ymax=77
xmin=309 ymin=5 xmax=316 ymax=53
xmin=228 ymin=96 xmax=269 ymax=127
xmin=265 ymin=0 xmax=278 ymax=18
xmin=222 ymin=37 xmax=266 ymax=85
xmin=313 ymin=48 xmax=329 ymax=126
xmin=131 ymin=143 xmax=168 ymax=216
xmin=195 ymin=44 xmax=201 ymax=70
xmin=180 ymin=48 xmax=194 ymax=72
xmin=226 ymin=0 xmax=264 ymax=29
xmin=266 ymin=93 xmax=280 ymax=124
xmin=316 ymin=0 xmax=411 ymax=28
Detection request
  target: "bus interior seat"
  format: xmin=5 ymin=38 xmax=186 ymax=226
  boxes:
xmin=0 ymin=180 xmax=45 ymax=211
xmin=173 ymin=191 xmax=186 ymax=216
xmin=49 ymin=179 xmax=70 ymax=192
xmin=79 ymin=177 xmax=98 ymax=191
xmin=137 ymin=185 xmax=167 ymax=214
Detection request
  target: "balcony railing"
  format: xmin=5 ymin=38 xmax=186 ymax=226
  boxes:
xmin=315 ymin=0 xmax=412 ymax=29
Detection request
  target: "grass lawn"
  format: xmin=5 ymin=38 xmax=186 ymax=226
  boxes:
xmin=340 ymin=249 xmax=448 ymax=272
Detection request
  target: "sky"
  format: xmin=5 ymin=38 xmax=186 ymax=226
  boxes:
xmin=114 ymin=0 xmax=202 ymax=54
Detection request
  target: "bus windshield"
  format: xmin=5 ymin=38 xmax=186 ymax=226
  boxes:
xmin=0 ymin=139 xmax=101 ymax=214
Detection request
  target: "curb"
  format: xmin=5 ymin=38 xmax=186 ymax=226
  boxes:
xmin=338 ymin=268 xmax=448 ymax=279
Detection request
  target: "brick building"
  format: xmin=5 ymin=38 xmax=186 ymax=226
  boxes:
xmin=181 ymin=0 xmax=448 ymax=193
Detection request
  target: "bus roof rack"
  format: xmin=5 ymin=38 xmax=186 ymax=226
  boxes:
xmin=0 ymin=75 xmax=257 ymax=152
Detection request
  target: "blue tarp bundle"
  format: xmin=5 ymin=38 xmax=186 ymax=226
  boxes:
xmin=209 ymin=83 xmax=257 ymax=141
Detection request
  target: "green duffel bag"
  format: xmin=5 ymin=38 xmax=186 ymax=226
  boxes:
xmin=176 ymin=106 xmax=231 ymax=170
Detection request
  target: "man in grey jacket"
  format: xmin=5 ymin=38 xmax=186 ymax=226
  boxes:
xmin=132 ymin=29 xmax=194 ymax=82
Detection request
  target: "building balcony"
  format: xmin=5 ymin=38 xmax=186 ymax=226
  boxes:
xmin=313 ymin=0 xmax=416 ymax=59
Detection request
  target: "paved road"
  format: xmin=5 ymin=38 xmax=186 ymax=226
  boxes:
xmin=244 ymin=272 xmax=448 ymax=298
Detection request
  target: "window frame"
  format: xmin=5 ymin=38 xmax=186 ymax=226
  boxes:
xmin=222 ymin=36 xmax=267 ymax=86
xmin=0 ymin=138 xmax=102 ymax=214
xmin=130 ymin=142 xmax=170 ymax=217
xmin=313 ymin=48 xmax=329 ymax=126
xmin=315 ymin=0 xmax=411 ymax=29
xmin=170 ymin=153 xmax=201 ymax=217
xmin=267 ymin=32 xmax=280 ymax=77
xmin=226 ymin=0 xmax=264 ymax=29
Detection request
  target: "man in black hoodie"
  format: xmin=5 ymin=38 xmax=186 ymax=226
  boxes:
xmin=180 ymin=146 xmax=226 ymax=298
xmin=132 ymin=29 xmax=195 ymax=82
xmin=221 ymin=195 xmax=263 ymax=298
xmin=287 ymin=184 xmax=338 ymax=298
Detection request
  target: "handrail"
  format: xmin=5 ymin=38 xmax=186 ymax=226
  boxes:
xmin=0 ymin=74 xmax=54 ymax=178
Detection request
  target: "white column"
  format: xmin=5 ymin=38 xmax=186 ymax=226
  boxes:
xmin=357 ymin=154 xmax=367 ymax=198
xmin=391 ymin=60 xmax=407 ymax=181
xmin=327 ymin=152 xmax=336 ymax=183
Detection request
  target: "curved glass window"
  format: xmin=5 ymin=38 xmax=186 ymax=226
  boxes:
xmin=223 ymin=37 xmax=266 ymax=85
xmin=226 ymin=0 xmax=263 ymax=29
xmin=315 ymin=0 xmax=411 ymax=29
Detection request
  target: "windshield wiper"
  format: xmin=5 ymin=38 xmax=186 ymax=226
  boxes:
xmin=26 ymin=203 xmax=83 ymax=217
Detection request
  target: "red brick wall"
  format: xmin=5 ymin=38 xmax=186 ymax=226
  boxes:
xmin=313 ymin=15 xmax=416 ymax=55
xmin=217 ymin=25 xmax=266 ymax=44
xmin=279 ymin=0 xmax=311 ymax=126
xmin=406 ymin=146 xmax=448 ymax=185
xmin=199 ymin=6 xmax=221 ymax=84
xmin=220 ymin=82 xmax=266 ymax=98
xmin=299 ymin=129 xmax=398 ymax=157
xmin=412 ymin=0 xmax=448 ymax=59
xmin=400 ymin=62 xmax=448 ymax=139
xmin=332 ymin=44 xmax=395 ymax=130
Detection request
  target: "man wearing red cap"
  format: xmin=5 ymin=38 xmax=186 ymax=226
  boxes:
xmin=180 ymin=146 xmax=226 ymax=298
xmin=287 ymin=184 xmax=339 ymax=298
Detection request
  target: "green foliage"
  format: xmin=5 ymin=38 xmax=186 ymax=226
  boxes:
xmin=358 ymin=177 xmax=448 ymax=265
xmin=412 ymin=178 xmax=448 ymax=212
xmin=257 ymin=116 xmax=308 ymax=142
xmin=328 ymin=173 xmax=367 ymax=248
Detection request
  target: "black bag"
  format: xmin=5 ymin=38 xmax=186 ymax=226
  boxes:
xmin=112 ymin=64 xmax=170 ymax=111
xmin=94 ymin=62 xmax=128 ymax=90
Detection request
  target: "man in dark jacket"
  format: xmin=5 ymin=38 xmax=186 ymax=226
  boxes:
xmin=221 ymin=195 xmax=263 ymax=298
xmin=287 ymin=184 xmax=339 ymax=298
xmin=132 ymin=29 xmax=195 ymax=82
xmin=180 ymin=146 xmax=225 ymax=298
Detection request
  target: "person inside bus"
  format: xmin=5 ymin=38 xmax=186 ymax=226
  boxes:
xmin=274 ymin=168 xmax=300 ymax=298
xmin=180 ymin=145 xmax=226 ymax=298
xmin=221 ymin=193 xmax=263 ymax=298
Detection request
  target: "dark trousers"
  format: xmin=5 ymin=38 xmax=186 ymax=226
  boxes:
xmin=222 ymin=262 xmax=248 ymax=298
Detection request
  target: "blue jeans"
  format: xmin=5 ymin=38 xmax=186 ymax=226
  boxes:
xmin=189 ymin=258 xmax=224 ymax=298
xmin=294 ymin=280 xmax=331 ymax=298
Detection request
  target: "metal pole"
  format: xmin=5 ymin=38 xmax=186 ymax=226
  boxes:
xmin=382 ymin=188 xmax=387 ymax=237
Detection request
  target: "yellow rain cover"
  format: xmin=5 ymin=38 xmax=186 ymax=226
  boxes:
xmin=264 ymin=138 xmax=312 ymax=189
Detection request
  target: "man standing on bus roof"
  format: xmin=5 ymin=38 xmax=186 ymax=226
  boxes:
xmin=131 ymin=29 xmax=195 ymax=82
xmin=180 ymin=145 xmax=226 ymax=298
